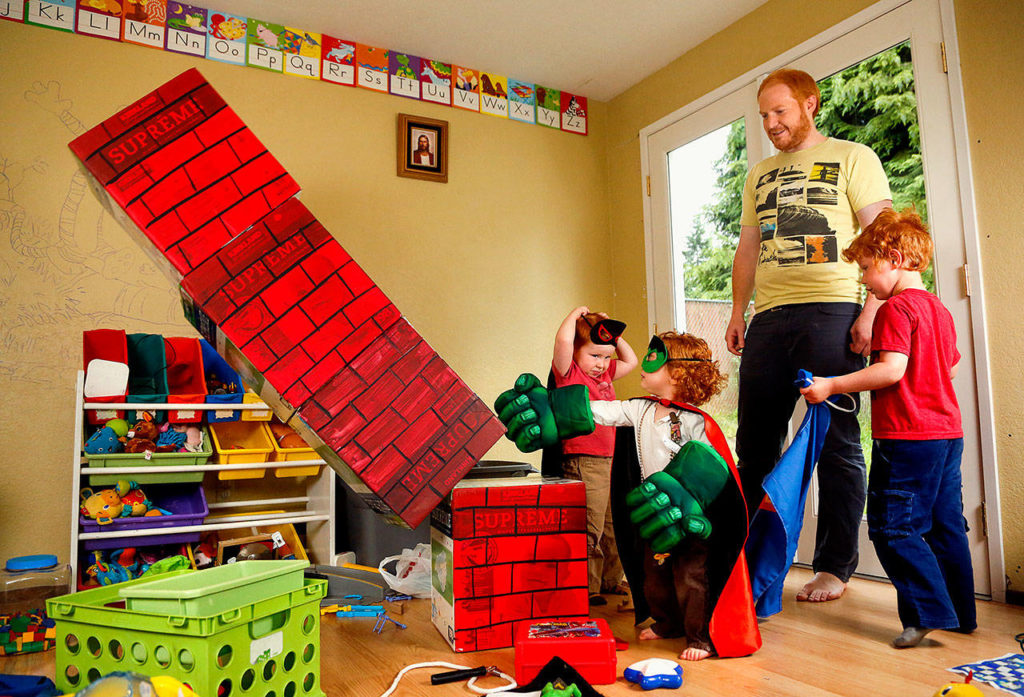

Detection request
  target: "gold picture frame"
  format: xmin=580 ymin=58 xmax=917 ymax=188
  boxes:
xmin=397 ymin=113 xmax=448 ymax=183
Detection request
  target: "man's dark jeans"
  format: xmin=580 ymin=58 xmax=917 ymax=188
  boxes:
xmin=737 ymin=302 xmax=866 ymax=582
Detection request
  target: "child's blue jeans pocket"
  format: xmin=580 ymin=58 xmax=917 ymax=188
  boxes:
xmin=866 ymin=489 xmax=914 ymax=540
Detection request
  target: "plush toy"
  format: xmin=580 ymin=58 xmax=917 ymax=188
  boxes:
xmin=181 ymin=426 xmax=203 ymax=453
xmin=84 ymin=550 xmax=133 ymax=586
xmin=105 ymin=418 xmax=130 ymax=438
xmin=80 ymin=480 xmax=168 ymax=524
xmin=140 ymin=555 xmax=191 ymax=578
xmin=85 ymin=426 xmax=123 ymax=455
xmin=156 ymin=424 xmax=187 ymax=449
xmin=127 ymin=413 xmax=159 ymax=441
xmin=123 ymin=438 xmax=157 ymax=454
xmin=80 ymin=484 xmax=128 ymax=524
xmin=934 ymin=671 xmax=986 ymax=696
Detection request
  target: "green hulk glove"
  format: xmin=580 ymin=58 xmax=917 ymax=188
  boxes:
xmin=626 ymin=440 xmax=730 ymax=553
xmin=493 ymin=373 xmax=595 ymax=453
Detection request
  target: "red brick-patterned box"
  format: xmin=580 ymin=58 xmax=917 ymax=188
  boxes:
xmin=69 ymin=68 xmax=505 ymax=528
xmin=430 ymin=475 xmax=589 ymax=652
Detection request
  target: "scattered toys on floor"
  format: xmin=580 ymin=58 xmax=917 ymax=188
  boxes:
xmin=0 ymin=611 xmax=57 ymax=656
xmin=623 ymin=658 xmax=684 ymax=690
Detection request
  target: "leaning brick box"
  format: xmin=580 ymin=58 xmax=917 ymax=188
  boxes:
xmin=430 ymin=474 xmax=589 ymax=652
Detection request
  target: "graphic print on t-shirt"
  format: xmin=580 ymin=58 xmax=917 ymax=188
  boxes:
xmin=755 ymin=161 xmax=841 ymax=268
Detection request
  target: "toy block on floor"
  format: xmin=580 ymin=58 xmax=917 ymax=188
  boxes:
xmin=69 ymin=68 xmax=505 ymax=527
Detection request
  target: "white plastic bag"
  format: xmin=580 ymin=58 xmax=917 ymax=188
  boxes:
xmin=377 ymin=542 xmax=432 ymax=598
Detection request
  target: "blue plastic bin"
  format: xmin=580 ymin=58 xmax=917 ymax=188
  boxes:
xmin=200 ymin=339 xmax=245 ymax=423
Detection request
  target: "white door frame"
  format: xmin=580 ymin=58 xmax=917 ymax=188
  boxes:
xmin=638 ymin=0 xmax=1004 ymax=600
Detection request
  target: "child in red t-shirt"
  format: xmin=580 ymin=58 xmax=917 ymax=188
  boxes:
xmin=552 ymin=306 xmax=638 ymax=605
xmin=800 ymin=209 xmax=976 ymax=648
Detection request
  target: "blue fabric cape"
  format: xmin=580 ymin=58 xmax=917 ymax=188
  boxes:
xmin=745 ymin=401 xmax=831 ymax=617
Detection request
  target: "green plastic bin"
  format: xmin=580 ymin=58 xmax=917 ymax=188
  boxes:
xmin=84 ymin=425 xmax=213 ymax=485
xmin=118 ymin=561 xmax=307 ymax=616
xmin=126 ymin=333 xmax=169 ymax=423
xmin=47 ymin=569 xmax=326 ymax=697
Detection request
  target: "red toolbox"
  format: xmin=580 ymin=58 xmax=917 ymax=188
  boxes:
xmin=514 ymin=618 xmax=617 ymax=685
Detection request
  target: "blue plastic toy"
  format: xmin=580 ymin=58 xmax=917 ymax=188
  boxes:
xmin=623 ymin=658 xmax=683 ymax=690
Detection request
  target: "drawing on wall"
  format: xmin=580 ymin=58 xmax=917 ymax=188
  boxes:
xmin=0 ymin=79 xmax=183 ymax=390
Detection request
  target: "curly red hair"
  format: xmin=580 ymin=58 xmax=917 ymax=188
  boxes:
xmin=758 ymin=68 xmax=822 ymax=117
xmin=842 ymin=207 xmax=933 ymax=272
xmin=661 ymin=332 xmax=728 ymax=407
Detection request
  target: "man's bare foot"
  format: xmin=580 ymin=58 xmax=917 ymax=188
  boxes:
xmin=680 ymin=647 xmax=711 ymax=661
xmin=638 ymin=627 xmax=662 ymax=641
xmin=796 ymin=571 xmax=846 ymax=602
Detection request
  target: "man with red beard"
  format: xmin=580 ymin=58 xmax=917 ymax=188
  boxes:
xmin=725 ymin=68 xmax=892 ymax=604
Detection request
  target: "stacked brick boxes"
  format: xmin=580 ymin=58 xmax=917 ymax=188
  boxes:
xmin=430 ymin=475 xmax=590 ymax=651
xmin=69 ymin=68 xmax=504 ymax=527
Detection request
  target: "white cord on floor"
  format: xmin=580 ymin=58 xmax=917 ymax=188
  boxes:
xmin=379 ymin=661 xmax=518 ymax=697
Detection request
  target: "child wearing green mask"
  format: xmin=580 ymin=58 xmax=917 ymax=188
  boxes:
xmin=496 ymin=332 xmax=761 ymax=661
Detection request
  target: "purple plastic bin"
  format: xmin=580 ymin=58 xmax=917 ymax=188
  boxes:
xmin=80 ymin=483 xmax=208 ymax=550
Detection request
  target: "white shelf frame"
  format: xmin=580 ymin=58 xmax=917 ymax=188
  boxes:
xmin=71 ymin=369 xmax=335 ymax=580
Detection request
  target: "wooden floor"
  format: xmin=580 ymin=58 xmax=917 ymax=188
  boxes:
xmin=6 ymin=568 xmax=1022 ymax=696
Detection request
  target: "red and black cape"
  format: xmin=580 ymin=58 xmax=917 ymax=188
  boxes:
xmin=609 ymin=397 xmax=761 ymax=657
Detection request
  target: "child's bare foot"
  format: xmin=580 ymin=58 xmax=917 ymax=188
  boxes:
xmin=893 ymin=626 xmax=934 ymax=648
xmin=680 ymin=647 xmax=711 ymax=661
xmin=638 ymin=627 xmax=662 ymax=641
xmin=796 ymin=572 xmax=846 ymax=602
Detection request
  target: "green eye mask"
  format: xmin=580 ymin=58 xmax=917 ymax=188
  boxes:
xmin=641 ymin=335 xmax=711 ymax=372
xmin=642 ymin=335 xmax=670 ymax=372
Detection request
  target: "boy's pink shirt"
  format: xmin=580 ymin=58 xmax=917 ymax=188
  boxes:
xmin=552 ymin=359 xmax=617 ymax=457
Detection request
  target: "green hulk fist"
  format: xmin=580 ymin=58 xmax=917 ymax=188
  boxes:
xmin=493 ymin=373 xmax=595 ymax=452
xmin=626 ymin=440 xmax=730 ymax=553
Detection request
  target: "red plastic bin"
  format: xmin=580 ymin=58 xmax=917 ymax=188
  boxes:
xmin=514 ymin=618 xmax=617 ymax=685
xmin=82 ymin=329 xmax=129 ymax=425
xmin=164 ymin=337 xmax=206 ymax=423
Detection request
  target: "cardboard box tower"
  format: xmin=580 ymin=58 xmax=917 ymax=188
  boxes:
xmin=70 ymin=68 xmax=505 ymax=527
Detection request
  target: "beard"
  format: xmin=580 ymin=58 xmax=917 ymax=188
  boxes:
xmin=769 ymin=110 xmax=814 ymax=151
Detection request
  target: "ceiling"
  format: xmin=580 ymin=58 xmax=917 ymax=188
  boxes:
xmin=210 ymin=1 xmax=770 ymax=102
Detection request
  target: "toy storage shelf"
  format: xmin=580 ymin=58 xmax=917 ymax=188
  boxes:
xmin=70 ymin=369 xmax=336 ymax=581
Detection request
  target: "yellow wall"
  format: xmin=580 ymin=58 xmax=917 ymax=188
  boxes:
xmin=604 ymin=0 xmax=1024 ymax=593
xmin=2 ymin=0 xmax=1022 ymax=594
xmin=0 ymin=24 xmax=612 ymax=563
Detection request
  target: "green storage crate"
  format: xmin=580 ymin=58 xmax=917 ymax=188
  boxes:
xmin=118 ymin=561 xmax=307 ymax=616
xmin=84 ymin=426 xmax=213 ymax=485
xmin=47 ymin=570 xmax=326 ymax=697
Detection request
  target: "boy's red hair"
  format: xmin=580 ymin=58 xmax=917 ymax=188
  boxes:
xmin=662 ymin=332 xmax=727 ymax=407
xmin=842 ymin=208 xmax=933 ymax=272
xmin=758 ymin=68 xmax=822 ymax=117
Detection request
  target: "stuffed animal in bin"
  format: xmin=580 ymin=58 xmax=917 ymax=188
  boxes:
xmin=80 ymin=480 xmax=169 ymax=524
xmin=84 ymin=418 xmax=132 ymax=455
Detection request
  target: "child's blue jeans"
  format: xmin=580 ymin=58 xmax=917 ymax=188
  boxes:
xmin=867 ymin=437 xmax=976 ymax=631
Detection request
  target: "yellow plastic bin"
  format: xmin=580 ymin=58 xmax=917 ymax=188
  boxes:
xmin=240 ymin=389 xmax=272 ymax=421
xmin=267 ymin=421 xmax=323 ymax=478
xmin=203 ymin=514 xmax=310 ymax=563
xmin=209 ymin=421 xmax=273 ymax=480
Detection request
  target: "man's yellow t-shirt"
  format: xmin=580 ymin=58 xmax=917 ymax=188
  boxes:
xmin=740 ymin=137 xmax=891 ymax=312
